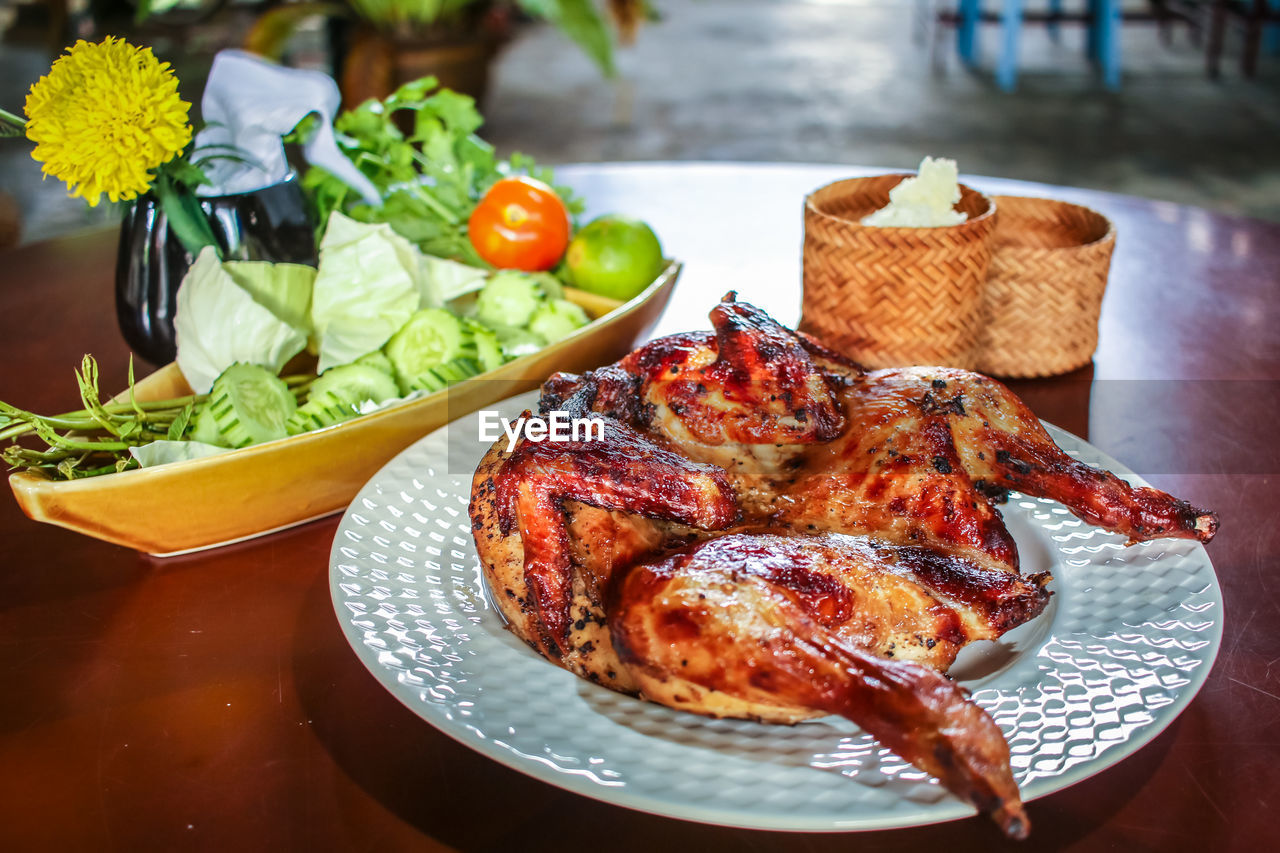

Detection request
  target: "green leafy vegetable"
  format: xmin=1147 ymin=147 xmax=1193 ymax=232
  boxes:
xmin=129 ymin=439 xmax=230 ymax=468
xmin=166 ymin=403 xmax=195 ymax=441
xmin=174 ymin=248 xmax=309 ymax=394
xmin=422 ymin=254 xmax=489 ymax=303
xmin=223 ymin=260 xmax=316 ymax=332
xmin=4 ymin=79 xmax=626 ymax=482
xmin=517 ymin=0 xmax=616 ymax=77
xmin=293 ymin=76 xmax=584 ymax=265
xmin=310 ymin=212 xmax=423 ymax=373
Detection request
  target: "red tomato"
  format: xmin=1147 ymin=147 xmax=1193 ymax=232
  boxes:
xmin=468 ymin=177 xmax=571 ymax=271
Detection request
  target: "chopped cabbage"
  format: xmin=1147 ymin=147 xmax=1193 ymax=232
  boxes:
xmin=420 ymin=255 xmax=489 ymax=305
xmin=129 ymin=439 xmax=231 ymax=467
xmin=174 ymin=247 xmax=309 ymax=393
xmin=223 ymin=260 xmax=316 ymax=332
xmin=311 ymin=213 xmax=421 ymax=373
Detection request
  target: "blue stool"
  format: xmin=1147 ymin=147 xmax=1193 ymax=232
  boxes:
xmin=957 ymin=0 xmax=982 ymax=67
xmin=995 ymin=0 xmax=1025 ymax=91
xmin=1088 ymin=0 xmax=1123 ymax=90
xmin=955 ymin=0 xmax=1018 ymax=88
xmin=956 ymin=0 xmax=1122 ymax=91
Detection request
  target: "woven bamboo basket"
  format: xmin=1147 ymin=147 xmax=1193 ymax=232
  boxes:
xmin=977 ymin=196 xmax=1116 ymax=378
xmin=801 ymin=174 xmax=996 ymax=368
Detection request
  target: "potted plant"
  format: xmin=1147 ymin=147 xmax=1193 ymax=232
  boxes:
xmin=2 ymin=37 xmax=322 ymax=364
xmin=244 ymin=0 xmax=653 ymax=107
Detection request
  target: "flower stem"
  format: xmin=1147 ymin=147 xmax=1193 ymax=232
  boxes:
xmin=0 ymin=107 xmax=26 ymax=137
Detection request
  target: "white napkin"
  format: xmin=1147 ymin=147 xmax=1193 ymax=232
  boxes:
xmin=192 ymin=50 xmax=379 ymax=204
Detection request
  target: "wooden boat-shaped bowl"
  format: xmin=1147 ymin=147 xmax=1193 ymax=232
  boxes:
xmin=10 ymin=263 xmax=681 ymax=556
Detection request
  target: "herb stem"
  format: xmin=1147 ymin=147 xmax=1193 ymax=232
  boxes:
xmin=1 ymin=363 xmax=320 ymax=480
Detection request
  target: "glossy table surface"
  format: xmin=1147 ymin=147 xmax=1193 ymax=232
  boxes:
xmin=1 ymin=163 xmax=1276 ymax=851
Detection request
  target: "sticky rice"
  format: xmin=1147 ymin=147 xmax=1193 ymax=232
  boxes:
xmin=862 ymin=157 xmax=968 ymax=228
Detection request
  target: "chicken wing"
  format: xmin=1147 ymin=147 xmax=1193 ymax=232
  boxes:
xmin=783 ymin=366 xmax=1217 ymax=549
xmin=485 ymin=409 xmax=737 ymax=657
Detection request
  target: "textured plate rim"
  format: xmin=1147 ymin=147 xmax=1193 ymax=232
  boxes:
xmin=328 ymin=393 xmax=1223 ymax=833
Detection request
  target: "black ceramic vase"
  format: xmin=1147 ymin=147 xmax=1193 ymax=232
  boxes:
xmin=115 ymin=176 xmax=318 ymax=365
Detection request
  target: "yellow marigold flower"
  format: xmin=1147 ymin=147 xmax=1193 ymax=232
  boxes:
xmin=24 ymin=37 xmax=193 ymax=207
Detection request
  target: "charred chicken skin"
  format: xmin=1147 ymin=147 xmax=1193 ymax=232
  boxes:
xmin=469 ymin=294 xmax=1218 ymax=838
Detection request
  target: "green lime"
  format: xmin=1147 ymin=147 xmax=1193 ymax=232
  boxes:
xmin=565 ymin=215 xmax=665 ymax=301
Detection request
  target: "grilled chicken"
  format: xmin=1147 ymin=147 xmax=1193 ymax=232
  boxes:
xmin=469 ymin=294 xmax=1218 ymax=837
xmin=611 ymin=532 xmax=1031 ymax=838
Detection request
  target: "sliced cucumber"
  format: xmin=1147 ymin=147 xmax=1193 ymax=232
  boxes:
xmin=475 ymin=271 xmax=545 ymax=329
xmin=203 ymin=363 xmax=297 ymax=448
xmin=354 ymin=349 xmax=395 ymax=376
xmin=529 ymin=299 xmax=590 ymax=345
xmin=444 ymin=291 xmax=479 ymax=320
xmin=190 ymin=401 xmax=229 ymax=448
xmin=286 ymin=389 xmax=361 ymax=435
xmin=465 ymin=320 xmax=507 ymax=372
xmin=385 ymin=308 xmax=475 ymax=394
xmin=530 ymin=271 xmax=564 ymax=301
xmin=311 ymin=363 xmax=399 ymax=407
xmin=495 ymin=326 xmax=545 ymax=359
xmin=401 ymin=357 xmax=482 ymax=394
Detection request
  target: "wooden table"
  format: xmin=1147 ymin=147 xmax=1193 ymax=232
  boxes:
xmin=1 ymin=164 xmax=1276 ymax=851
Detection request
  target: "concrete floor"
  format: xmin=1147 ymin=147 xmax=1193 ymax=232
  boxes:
xmin=2 ymin=0 xmax=1278 ymax=246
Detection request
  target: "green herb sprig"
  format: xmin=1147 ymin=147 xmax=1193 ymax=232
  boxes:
xmin=1 ymin=356 xmax=312 ymax=480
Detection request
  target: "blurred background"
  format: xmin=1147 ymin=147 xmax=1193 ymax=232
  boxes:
xmin=1 ymin=0 xmax=1277 ymax=248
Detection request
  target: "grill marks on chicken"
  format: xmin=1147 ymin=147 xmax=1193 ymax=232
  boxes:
xmin=959 ymin=424 xmax=1219 ymax=543
xmin=778 ymin=385 xmax=1024 ymax=571
xmin=610 ymin=533 xmax=1030 ymax=839
xmin=470 ymin=293 xmax=1218 ymax=837
xmin=612 ymin=532 xmax=1046 ymax=673
xmin=542 ymin=298 xmax=846 ymax=462
xmin=493 ymin=412 xmax=737 ymax=657
xmin=884 ymin=366 xmax=1219 ymax=544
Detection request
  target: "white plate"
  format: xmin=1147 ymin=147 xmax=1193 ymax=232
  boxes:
xmin=329 ymin=391 xmax=1222 ymax=832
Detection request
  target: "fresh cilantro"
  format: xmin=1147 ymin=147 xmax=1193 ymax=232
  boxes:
xmin=293 ymin=77 xmax=583 ymax=267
